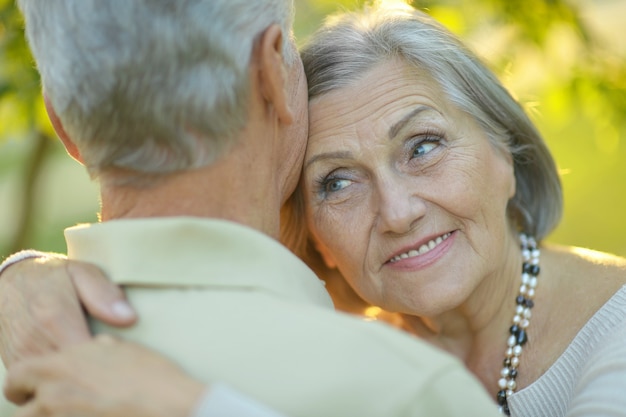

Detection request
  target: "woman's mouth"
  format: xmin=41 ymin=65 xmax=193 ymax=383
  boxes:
xmin=388 ymin=232 xmax=452 ymax=264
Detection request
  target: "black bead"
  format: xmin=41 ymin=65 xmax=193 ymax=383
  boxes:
xmin=523 ymin=262 xmax=540 ymax=275
xmin=503 ymin=358 xmax=511 ymax=367
xmin=497 ymin=390 xmax=507 ymax=405
xmin=510 ymin=324 xmax=520 ymax=336
xmin=503 ymin=403 xmax=511 ymax=416
xmin=516 ymin=295 xmax=526 ymax=305
xmin=525 ymin=299 xmax=535 ymax=309
xmin=522 ymin=262 xmax=541 ymax=277
xmin=516 ymin=329 xmax=528 ymax=345
xmin=509 ymin=368 xmax=518 ymax=379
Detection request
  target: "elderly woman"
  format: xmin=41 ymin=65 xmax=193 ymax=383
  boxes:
xmin=2 ymin=3 xmax=626 ymax=417
xmin=282 ymin=3 xmax=626 ymax=416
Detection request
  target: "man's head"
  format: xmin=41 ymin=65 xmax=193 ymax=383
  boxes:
xmin=18 ymin=0 xmax=303 ymax=186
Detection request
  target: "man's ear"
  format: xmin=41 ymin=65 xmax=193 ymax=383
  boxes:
xmin=256 ymin=24 xmax=294 ymax=125
xmin=44 ymin=95 xmax=84 ymax=163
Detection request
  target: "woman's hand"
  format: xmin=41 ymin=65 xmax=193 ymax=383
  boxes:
xmin=4 ymin=334 xmax=205 ymax=417
xmin=0 ymin=257 xmax=137 ymax=366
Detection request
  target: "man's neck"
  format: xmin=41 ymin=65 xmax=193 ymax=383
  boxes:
xmin=99 ymin=148 xmax=283 ymax=238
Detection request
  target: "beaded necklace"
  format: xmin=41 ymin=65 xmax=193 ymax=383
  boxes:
xmin=497 ymin=233 xmax=540 ymax=415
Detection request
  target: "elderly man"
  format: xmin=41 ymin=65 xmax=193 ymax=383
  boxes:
xmin=0 ymin=1 xmax=499 ymax=417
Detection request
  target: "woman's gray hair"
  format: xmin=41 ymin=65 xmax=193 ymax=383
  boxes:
xmin=297 ymin=1 xmax=562 ymax=241
xmin=18 ymin=0 xmax=295 ymax=182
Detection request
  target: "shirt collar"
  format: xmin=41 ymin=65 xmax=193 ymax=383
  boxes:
xmin=65 ymin=217 xmax=334 ymax=309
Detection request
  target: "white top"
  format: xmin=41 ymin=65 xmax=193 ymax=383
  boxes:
xmin=509 ymin=285 xmax=626 ymax=417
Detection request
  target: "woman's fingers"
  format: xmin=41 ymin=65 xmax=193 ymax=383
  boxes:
xmin=67 ymin=261 xmax=137 ymax=326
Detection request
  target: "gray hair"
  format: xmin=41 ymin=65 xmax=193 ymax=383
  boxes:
xmin=298 ymin=1 xmax=562 ymax=241
xmin=18 ymin=0 xmax=295 ymax=182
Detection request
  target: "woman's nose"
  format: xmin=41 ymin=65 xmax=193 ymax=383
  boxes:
xmin=375 ymin=177 xmax=426 ymax=235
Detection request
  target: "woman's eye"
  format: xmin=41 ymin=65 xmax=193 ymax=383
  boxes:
xmin=312 ymin=169 xmax=355 ymax=199
xmin=411 ymin=139 xmax=440 ymax=158
xmin=325 ymin=178 xmax=352 ymax=193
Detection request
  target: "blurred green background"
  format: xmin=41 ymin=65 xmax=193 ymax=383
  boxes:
xmin=0 ymin=0 xmax=625 ymax=259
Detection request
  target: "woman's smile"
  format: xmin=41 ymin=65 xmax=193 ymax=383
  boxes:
xmin=385 ymin=231 xmax=454 ymax=268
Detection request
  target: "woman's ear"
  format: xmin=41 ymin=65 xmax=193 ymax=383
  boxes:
xmin=44 ymin=95 xmax=84 ymax=164
xmin=508 ymin=168 xmax=517 ymax=199
xmin=504 ymin=153 xmax=516 ymax=199
xmin=313 ymin=238 xmax=338 ymax=269
xmin=255 ymin=24 xmax=294 ymax=125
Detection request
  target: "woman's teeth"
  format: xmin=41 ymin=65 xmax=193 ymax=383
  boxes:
xmin=389 ymin=232 xmax=452 ymax=263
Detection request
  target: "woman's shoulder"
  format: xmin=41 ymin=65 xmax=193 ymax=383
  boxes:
xmin=538 ymin=243 xmax=626 ymax=336
xmin=543 ymin=242 xmax=626 ymax=283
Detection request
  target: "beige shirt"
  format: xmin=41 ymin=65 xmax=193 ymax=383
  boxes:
xmin=3 ymin=217 xmax=499 ymax=417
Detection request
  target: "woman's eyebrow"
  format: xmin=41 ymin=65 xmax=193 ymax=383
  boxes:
xmin=304 ymin=151 xmax=352 ymax=170
xmin=388 ymin=105 xmax=432 ymax=140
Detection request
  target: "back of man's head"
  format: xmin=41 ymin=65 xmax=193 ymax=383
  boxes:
xmin=18 ymin=0 xmax=295 ymax=182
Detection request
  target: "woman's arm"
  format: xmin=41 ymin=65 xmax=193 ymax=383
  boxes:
xmin=4 ymin=335 xmax=286 ymax=417
xmin=0 ymin=257 xmax=289 ymax=417
xmin=566 ymin=324 xmax=626 ymax=417
xmin=0 ymin=254 xmax=136 ymax=366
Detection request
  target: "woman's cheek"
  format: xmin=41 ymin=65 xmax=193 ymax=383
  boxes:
xmin=313 ymin=208 xmax=350 ymax=249
xmin=313 ymin=208 xmax=343 ymax=244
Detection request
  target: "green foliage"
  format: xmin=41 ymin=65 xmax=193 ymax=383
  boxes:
xmin=0 ymin=1 xmax=64 ymax=258
xmin=0 ymin=1 xmax=41 ymax=136
xmin=485 ymin=0 xmax=590 ymax=44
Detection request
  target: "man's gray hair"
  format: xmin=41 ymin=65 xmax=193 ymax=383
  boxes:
xmin=299 ymin=2 xmax=562 ymax=241
xmin=18 ymin=0 xmax=295 ymax=181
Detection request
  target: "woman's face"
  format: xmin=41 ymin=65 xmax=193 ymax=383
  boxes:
xmin=302 ymin=59 xmax=517 ymax=315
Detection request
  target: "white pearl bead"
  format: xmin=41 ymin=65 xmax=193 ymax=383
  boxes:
xmin=507 ymin=379 xmax=517 ymax=390
xmin=520 ymin=285 xmax=528 ymax=295
xmin=501 ymin=367 xmax=510 ymax=377
xmin=516 ymin=305 xmax=525 ymax=315
xmin=529 ymin=277 xmax=538 ymax=288
xmin=527 ymin=288 xmax=535 ymax=298
xmin=513 ymin=315 xmax=521 ymax=324
xmin=522 ymin=273 xmax=530 ymax=284
xmin=531 ymin=257 xmax=540 ymax=265
xmin=507 ymin=390 xmax=514 ymax=397
xmin=522 ymin=249 xmax=530 ymax=259
xmin=499 ymin=378 xmax=508 ymax=389
xmin=520 ymin=319 xmax=530 ymax=328
xmin=532 ymin=249 xmax=540 ymax=258
xmin=523 ymin=308 xmax=532 ymax=319
xmin=513 ymin=345 xmax=523 ymax=356
xmin=511 ymin=356 xmax=520 ymax=367
xmin=506 ymin=347 xmax=514 ymax=357
xmin=508 ymin=335 xmax=517 ymax=347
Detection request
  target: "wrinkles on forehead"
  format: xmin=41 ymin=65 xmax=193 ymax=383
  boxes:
xmin=305 ymin=59 xmax=453 ymax=168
